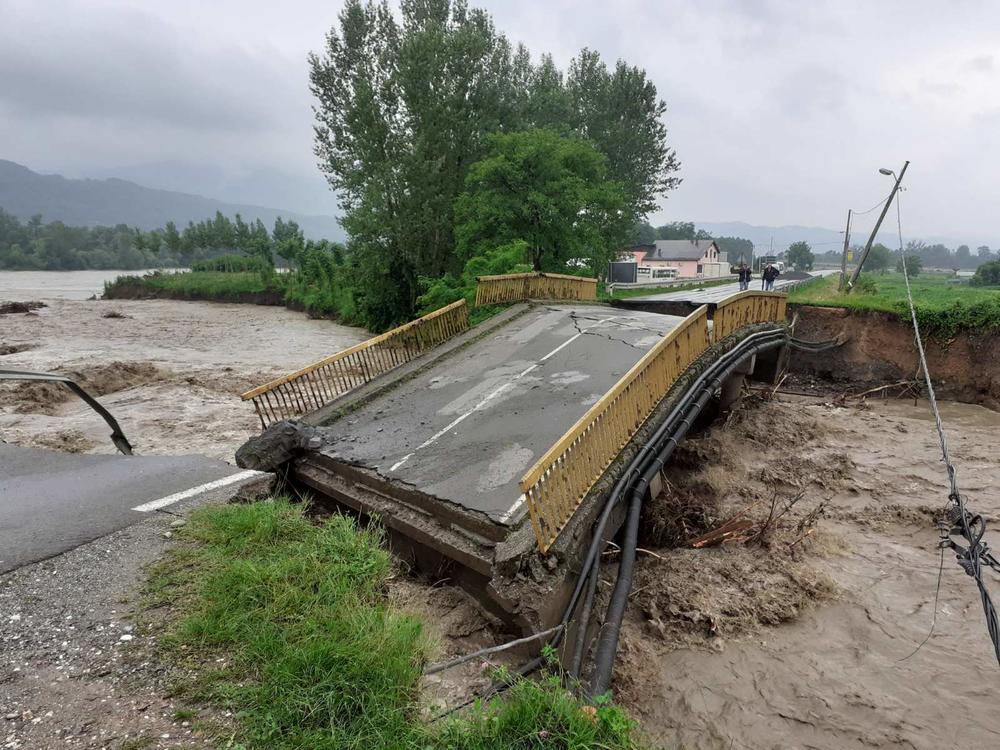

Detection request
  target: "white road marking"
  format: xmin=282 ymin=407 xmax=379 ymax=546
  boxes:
xmin=131 ymin=469 xmax=265 ymax=512
xmin=388 ymin=315 xmax=624 ymax=473
xmin=500 ymin=493 xmax=526 ymax=523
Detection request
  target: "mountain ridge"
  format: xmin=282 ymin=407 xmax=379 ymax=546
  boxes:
xmin=0 ymin=160 xmax=345 ymax=241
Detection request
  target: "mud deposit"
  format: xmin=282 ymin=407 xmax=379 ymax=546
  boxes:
xmin=616 ymin=395 xmax=1000 ymax=749
xmin=0 ymin=298 xmax=367 ymax=460
xmin=790 ymin=305 xmax=1000 ymax=409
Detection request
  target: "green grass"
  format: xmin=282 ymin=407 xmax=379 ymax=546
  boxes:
xmin=789 ymin=272 xmax=1000 ymax=337
xmin=148 ymin=500 xmax=648 ymax=750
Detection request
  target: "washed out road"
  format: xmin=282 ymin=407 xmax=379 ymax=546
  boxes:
xmin=0 ymin=443 xmax=265 ymax=573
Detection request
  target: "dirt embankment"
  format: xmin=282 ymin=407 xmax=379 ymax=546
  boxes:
xmin=789 ymin=304 xmax=1000 ymax=409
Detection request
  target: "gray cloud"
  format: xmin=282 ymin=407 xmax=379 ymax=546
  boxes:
xmin=0 ymin=0 xmax=998 ymax=241
xmin=0 ymin=4 xmax=294 ymax=130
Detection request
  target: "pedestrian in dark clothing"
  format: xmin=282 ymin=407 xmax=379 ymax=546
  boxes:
xmin=737 ymin=264 xmax=752 ymax=291
xmin=762 ymin=263 xmax=780 ymax=291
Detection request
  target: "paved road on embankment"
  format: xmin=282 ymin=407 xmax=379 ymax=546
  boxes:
xmin=625 ymin=269 xmax=840 ymax=304
xmin=318 ymin=304 xmax=686 ymax=525
xmin=0 ymin=444 xmax=266 ymax=573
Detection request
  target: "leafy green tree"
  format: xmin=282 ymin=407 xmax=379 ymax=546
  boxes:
xmin=786 ymin=241 xmax=814 ymax=271
xmin=453 ymin=129 xmax=627 ymax=272
xmin=629 ymin=222 xmax=657 ymax=245
xmin=956 ymin=244 xmax=971 ymax=266
xmin=309 ymin=0 xmax=679 ymax=328
xmin=273 ymin=217 xmax=306 ymax=266
xmin=565 ymin=49 xmax=680 ymax=223
xmin=162 ymin=221 xmax=184 ymax=262
xmin=897 ymin=253 xmax=922 ymax=276
xmin=970 ymin=260 xmax=1000 ymax=286
xmin=655 ymin=222 xmax=696 ymax=240
xmin=978 ymin=245 xmax=992 ymax=261
xmin=866 ymin=243 xmax=893 ymax=274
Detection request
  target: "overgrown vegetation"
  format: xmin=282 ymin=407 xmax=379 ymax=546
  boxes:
xmin=789 ymin=272 xmax=1000 ymax=336
xmin=147 ymin=500 xmax=647 ymax=750
xmin=104 ymin=270 xmax=283 ymax=301
xmin=971 ymin=260 xmax=1000 ymax=286
xmin=308 ymin=0 xmax=680 ymax=330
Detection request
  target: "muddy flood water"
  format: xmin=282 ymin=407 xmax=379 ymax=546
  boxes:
xmin=0 ymin=272 xmax=366 ymax=459
xmin=3 ymin=272 xmax=1000 ymax=749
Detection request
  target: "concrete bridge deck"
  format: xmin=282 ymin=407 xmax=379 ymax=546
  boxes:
xmin=310 ymin=304 xmax=686 ymax=528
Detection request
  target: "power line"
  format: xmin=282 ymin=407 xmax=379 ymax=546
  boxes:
xmin=851 ymin=186 xmax=895 ymax=216
xmin=894 ymin=188 xmax=1000 ymax=665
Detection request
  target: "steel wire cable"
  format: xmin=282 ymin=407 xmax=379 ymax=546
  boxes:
xmin=894 ymin=191 xmax=1000 ymax=665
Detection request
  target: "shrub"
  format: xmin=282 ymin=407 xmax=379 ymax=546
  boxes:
xmin=191 ymin=254 xmax=270 ymax=273
xmin=971 ymin=260 xmax=1000 ymax=287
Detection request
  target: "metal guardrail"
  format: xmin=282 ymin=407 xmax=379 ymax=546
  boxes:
xmin=0 ymin=369 xmax=133 ymax=455
xmin=519 ymin=291 xmax=789 ymax=553
xmin=475 ymin=272 xmax=598 ymax=306
xmin=712 ymin=290 xmax=787 ymax=340
xmin=519 ymin=306 xmax=711 ymax=553
xmin=242 ymin=299 xmax=470 ymax=428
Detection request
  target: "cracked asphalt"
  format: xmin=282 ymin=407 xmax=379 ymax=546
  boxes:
xmin=316 ymin=304 xmax=685 ymax=523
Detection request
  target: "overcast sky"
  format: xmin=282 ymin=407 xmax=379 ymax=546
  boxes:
xmin=1 ymin=0 xmax=998 ymax=243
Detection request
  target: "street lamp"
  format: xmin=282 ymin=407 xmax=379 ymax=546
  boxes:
xmin=845 ymin=160 xmax=910 ymax=290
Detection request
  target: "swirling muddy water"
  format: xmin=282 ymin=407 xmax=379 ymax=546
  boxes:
xmin=0 ymin=271 xmax=367 ymax=460
xmin=3 ymin=272 xmax=1000 ymax=748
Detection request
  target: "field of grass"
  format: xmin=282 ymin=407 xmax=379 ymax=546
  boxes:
xmin=146 ymin=500 xmax=647 ymax=750
xmin=789 ymin=272 xmax=1000 ymax=337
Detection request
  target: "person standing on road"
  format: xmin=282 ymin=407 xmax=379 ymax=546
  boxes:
xmin=737 ymin=263 xmax=752 ymax=291
xmin=762 ymin=263 xmax=780 ymax=291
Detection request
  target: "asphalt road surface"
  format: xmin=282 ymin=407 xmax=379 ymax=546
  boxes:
xmin=0 ymin=444 xmax=264 ymax=573
xmin=318 ymin=304 xmax=685 ymax=525
xmin=625 ymin=269 xmax=840 ymax=304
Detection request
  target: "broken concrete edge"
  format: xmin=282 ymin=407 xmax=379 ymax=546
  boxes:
xmin=235 ymin=319 xmax=788 ymax=635
xmin=302 ymin=303 xmax=534 ymax=428
xmin=486 ymin=322 xmax=788 ymax=632
xmin=299 ymin=454 xmax=506 ymax=544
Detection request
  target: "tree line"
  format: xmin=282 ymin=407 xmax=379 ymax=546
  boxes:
xmin=0 ymin=208 xmax=328 ymax=271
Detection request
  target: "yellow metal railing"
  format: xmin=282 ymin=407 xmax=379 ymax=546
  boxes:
xmin=519 ymin=291 xmax=788 ymax=553
xmin=520 ymin=306 xmax=711 ymax=553
xmin=475 ymin=272 xmax=598 ymax=306
xmin=712 ymin=290 xmax=787 ymax=341
xmin=242 ymin=300 xmax=470 ymax=428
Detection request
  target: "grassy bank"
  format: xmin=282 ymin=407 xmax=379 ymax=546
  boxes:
xmin=789 ymin=272 xmax=1000 ymax=337
xmin=146 ymin=500 xmax=648 ymax=750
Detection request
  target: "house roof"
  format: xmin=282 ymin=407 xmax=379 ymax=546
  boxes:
xmin=636 ymin=239 xmax=718 ymax=262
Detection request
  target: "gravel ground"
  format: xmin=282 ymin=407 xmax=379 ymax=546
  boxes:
xmin=0 ymin=478 xmax=271 ymax=750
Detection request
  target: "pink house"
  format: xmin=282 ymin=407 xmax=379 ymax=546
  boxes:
xmin=624 ymin=239 xmax=728 ymax=279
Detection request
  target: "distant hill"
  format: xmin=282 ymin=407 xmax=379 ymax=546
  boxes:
xmin=0 ymin=160 xmax=345 ymax=241
xmin=694 ymin=221 xmax=892 ymax=254
xmin=695 ymin=220 xmax=987 ymax=255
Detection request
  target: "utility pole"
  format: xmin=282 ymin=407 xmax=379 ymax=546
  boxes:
xmin=838 ymin=209 xmax=852 ymax=291
xmin=847 ymin=160 xmax=909 ymax=290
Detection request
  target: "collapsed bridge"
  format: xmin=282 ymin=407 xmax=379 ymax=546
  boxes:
xmin=238 ymin=273 xmax=790 ymax=632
